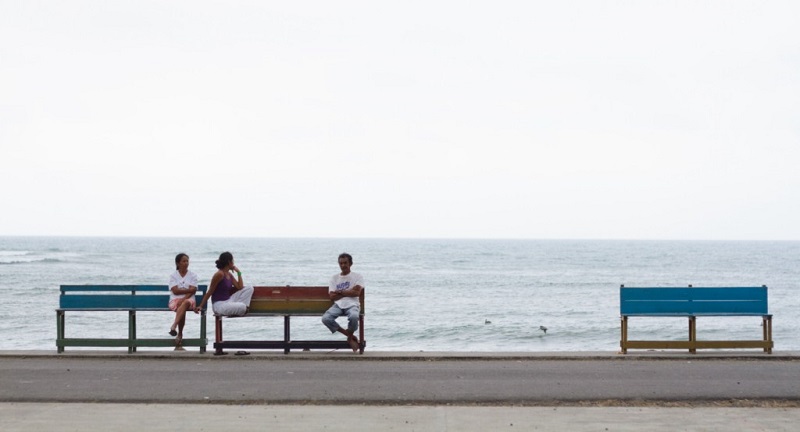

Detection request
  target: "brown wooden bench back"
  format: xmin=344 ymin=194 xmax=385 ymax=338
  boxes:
xmin=249 ymin=286 xmax=365 ymax=315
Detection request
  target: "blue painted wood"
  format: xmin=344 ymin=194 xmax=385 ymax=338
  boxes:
xmin=59 ymin=285 xmax=207 ymax=310
xmin=620 ymin=286 xmax=768 ymax=316
xmin=61 ymin=295 xmax=138 ymax=309
xmin=620 ymin=287 xmax=766 ymax=301
xmin=61 ymin=285 xmax=173 ymax=293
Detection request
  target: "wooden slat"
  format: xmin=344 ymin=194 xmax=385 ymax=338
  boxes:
xmin=686 ymin=287 xmax=767 ymax=301
xmin=253 ymin=286 xmax=330 ymax=299
xmin=214 ymin=340 xmax=353 ymax=350
xmin=57 ymin=338 xmax=206 ymax=348
xmin=623 ymin=340 xmax=773 ymax=350
xmin=621 ymin=287 xmax=766 ymax=301
xmin=244 ymin=311 xmax=325 ymax=317
xmin=249 ymin=299 xmax=332 ymax=314
xmin=621 ymin=287 xmax=694 ymax=301
xmin=691 ymin=340 xmax=773 ymax=349
xmin=248 ymin=286 xmax=362 ymax=315
xmin=59 ymin=294 xmax=205 ymax=310
xmin=59 ymin=285 xmax=207 ymax=310
xmin=60 ymin=295 xmax=137 ymax=309
xmin=623 ymin=340 xmax=696 ymax=349
xmin=61 ymin=285 xmax=173 ymax=293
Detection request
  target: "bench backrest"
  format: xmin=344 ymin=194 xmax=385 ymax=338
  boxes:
xmin=249 ymin=286 xmax=365 ymax=315
xmin=59 ymin=285 xmax=208 ymax=310
xmin=619 ymin=285 xmax=768 ymax=316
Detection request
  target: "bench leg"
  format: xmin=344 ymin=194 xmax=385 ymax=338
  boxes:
xmin=764 ymin=316 xmax=773 ymax=354
xmin=56 ymin=311 xmax=65 ymax=353
xmin=359 ymin=315 xmax=365 ymax=354
xmin=688 ymin=316 xmax=697 ymax=354
xmin=128 ymin=311 xmax=136 ymax=354
xmin=215 ymin=315 xmax=224 ymax=355
xmin=284 ymin=316 xmax=290 ymax=354
xmin=620 ymin=316 xmax=628 ymax=354
xmin=200 ymin=310 xmax=207 ymax=354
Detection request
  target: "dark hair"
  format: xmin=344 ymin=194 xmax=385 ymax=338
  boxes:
xmin=174 ymin=253 xmax=188 ymax=270
xmin=215 ymin=251 xmax=233 ymax=269
xmin=338 ymin=253 xmax=353 ymax=265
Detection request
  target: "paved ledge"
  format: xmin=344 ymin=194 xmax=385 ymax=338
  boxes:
xmin=3 ymin=352 xmax=800 ymax=412
xmin=1 ymin=349 xmax=798 ymax=360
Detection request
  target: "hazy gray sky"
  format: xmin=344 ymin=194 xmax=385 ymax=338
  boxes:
xmin=2 ymin=1 xmax=798 ymax=239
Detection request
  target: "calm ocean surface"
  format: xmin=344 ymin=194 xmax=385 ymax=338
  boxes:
xmin=1 ymin=236 xmax=798 ymax=352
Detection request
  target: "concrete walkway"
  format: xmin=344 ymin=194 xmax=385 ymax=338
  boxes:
xmin=3 ymin=403 xmax=800 ymax=432
xmin=2 ymin=350 xmax=799 ymax=431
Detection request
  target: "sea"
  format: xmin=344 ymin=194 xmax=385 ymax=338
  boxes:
xmin=1 ymin=236 xmax=798 ymax=352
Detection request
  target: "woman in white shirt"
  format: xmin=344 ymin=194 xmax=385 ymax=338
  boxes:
xmin=168 ymin=253 xmax=198 ymax=350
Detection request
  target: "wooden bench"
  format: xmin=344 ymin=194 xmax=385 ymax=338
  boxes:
xmin=57 ymin=285 xmax=208 ymax=353
xmin=619 ymin=285 xmax=773 ymax=354
xmin=214 ymin=285 xmax=365 ymax=355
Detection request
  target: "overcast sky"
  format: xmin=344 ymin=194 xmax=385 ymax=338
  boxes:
xmin=1 ymin=1 xmax=798 ymax=240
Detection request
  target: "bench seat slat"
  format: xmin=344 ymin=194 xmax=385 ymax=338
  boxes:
xmin=240 ymin=312 xmax=327 ymax=317
xmin=215 ymin=340 xmax=353 ymax=350
xmin=623 ymin=340 xmax=772 ymax=349
xmin=57 ymin=338 xmax=206 ymax=348
xmin=60 ymin=285 xmax=173 ymax=293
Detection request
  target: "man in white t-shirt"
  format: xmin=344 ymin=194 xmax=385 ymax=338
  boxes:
xmin=321 ymin=253 xmax=364 ymax=353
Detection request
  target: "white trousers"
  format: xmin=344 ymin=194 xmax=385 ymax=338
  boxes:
xmin=212 ymin=285 xmax=254 ymax=317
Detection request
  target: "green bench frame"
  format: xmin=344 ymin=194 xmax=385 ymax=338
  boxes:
xmin=214 ymin=286 xmax=365 ymax=355
xmin=619 ymin=285 xmax=773 ymax=354
xmin=57 ymin=285 xmax=208 ymax=353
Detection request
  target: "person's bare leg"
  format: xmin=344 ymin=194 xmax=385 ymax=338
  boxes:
xmin=171 ymin=301 xmax=188 ymax=333
xmin=171 ymin=300 xmax=189 ymax=339
xmin=337 ymin=328 xmax=359 ymax=352
xmin=177 ymin=312 xmax=186 ymax=342
xmin=169 ymin=313 xmax=179 ymax=336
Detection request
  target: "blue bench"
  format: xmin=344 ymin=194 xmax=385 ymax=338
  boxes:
xmin=56 ymin=285 xmax=208 ymax=353
xmin=619 ymin=285 xmax=773 ymax=354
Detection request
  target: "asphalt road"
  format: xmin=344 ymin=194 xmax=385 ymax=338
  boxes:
xmin=2 ymin=356 xmax=799 ymax=405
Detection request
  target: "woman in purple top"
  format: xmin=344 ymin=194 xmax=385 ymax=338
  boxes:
xmin=195 ymin=252 xmax=254 ymax=317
